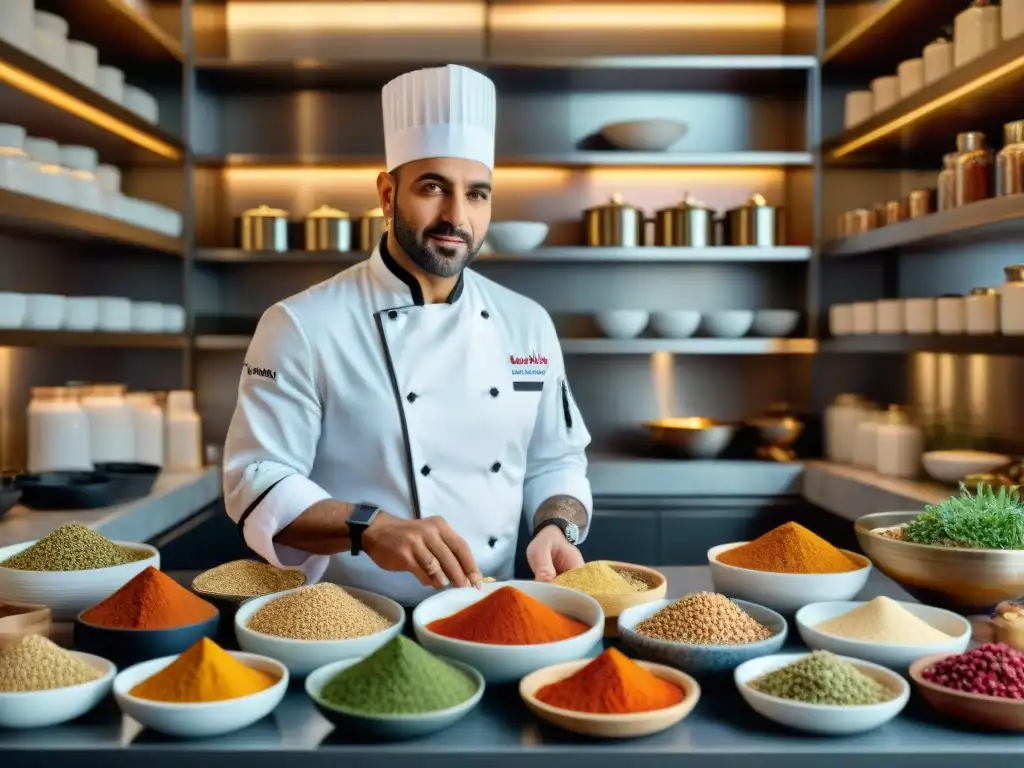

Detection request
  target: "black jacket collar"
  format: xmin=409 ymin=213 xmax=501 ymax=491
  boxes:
xmin=378 ymin=235 xmax=465 ymax=306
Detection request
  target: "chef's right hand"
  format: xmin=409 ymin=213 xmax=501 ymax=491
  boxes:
xmin=361 ymin=512 xmax=483 ymax=589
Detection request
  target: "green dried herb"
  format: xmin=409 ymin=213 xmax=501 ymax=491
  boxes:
xmin=903 ymin=484 xmax=1024 ymax=550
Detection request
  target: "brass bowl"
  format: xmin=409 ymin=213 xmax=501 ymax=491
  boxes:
xmin=855 ymin=511 xmax=1024 ymax=613
xmin=747 ymin=416 xmax=803 ymax=448
xmin=643 ymin=418 xmax=736 ymax=459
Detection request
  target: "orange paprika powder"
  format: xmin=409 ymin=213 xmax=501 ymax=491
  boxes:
xmin=426 ymin=586 xmax=590 ymax=645
xmin=535 ymin=648 xmax=685 ymax=714
xmin=81 ymin=566 xmax=218 ymax=630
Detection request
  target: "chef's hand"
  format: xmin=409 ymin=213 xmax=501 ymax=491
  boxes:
xmin=527 ymin=525 xmax=585 ymax=582
xmin=361 ymin=511 xmax=483 ymax=589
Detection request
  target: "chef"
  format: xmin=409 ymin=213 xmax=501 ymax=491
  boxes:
xmin=221 ymin=64 xmax=594 ymax=606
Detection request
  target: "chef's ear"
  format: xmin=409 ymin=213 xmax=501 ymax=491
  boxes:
xmin=376 ymin=170 xmax=398 ymax=219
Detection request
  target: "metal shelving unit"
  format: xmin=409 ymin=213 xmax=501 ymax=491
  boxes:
xmin=0 ymin=331 xmax=188 ymax=349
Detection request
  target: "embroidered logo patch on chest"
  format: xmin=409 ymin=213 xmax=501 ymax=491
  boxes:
xmin=509 ymin=353 xmax=547 ymax=391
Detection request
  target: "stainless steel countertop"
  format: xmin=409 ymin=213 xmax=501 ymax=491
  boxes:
xmin=1 ymin=566 xmax=1020 ymax=767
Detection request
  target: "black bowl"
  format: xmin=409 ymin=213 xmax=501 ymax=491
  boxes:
xmin=94 ymin=463 xmax=161 ymax=499
xmin=19 ymin=472 xmax=118 ymax=510
xmin=73 ymin=612 xmax=220 ymax=668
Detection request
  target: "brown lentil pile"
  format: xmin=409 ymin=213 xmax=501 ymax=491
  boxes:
xmin=193 ymin=559 xmax=306 ymax=598
xmin=1 ymin=523 xmax=149 ymax=572
xmin=247 ymin=583 xmax=393 ymax=641
xmin=636 ymin=592 xmax=774 ymax=645
xmin=0 ymin=635 xmax=103 ymax=692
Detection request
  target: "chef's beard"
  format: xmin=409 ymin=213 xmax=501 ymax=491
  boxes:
xmin=391 ymin=202 xmax=480 ymax=278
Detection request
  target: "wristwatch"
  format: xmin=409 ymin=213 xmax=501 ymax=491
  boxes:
xmin=533 ymin=517 xmax=580 ymax=546
xmin=348 ymin=503 xmax=380 ymax=555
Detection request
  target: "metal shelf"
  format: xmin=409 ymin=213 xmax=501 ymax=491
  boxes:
xmin=196 ymin=246 xmax=813 ymax=264
xmin=0 ymin=40 xmax=184 ymax=163
xmin=819 ymin=335 xmax=1024 ymax=355
xmin=561 ymin=338 xmax=817 ymax=355
xmin=823 ymin=196 xmax=1024 ymax=258
xmin=0 ymin=331 xmax=188 ymax=349
xmin=34 ymin=0 xmax=184 ymax=64
xmin=0 ymin=190 xmax=185 ymax=256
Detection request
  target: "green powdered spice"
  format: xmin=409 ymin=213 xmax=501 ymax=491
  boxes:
xmin=319 ymin=636 xmax=477 ymax=715
xmin=749 ymin=651 xmax=896 ymax=706
xmin=1 ymin=523 xmax=150 ymax=572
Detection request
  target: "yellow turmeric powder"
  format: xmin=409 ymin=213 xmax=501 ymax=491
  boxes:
xmin=129 ymin=637 xmax=277 ymax=703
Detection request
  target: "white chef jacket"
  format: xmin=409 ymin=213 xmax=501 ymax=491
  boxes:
xmin=222 ymin=237 xmax=593 ymax=606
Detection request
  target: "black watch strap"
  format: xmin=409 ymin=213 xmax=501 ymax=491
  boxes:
xmin=533 ymin=517 xmax=579 ymax=545
xmin=348 ymin=503 xmax=379 ymax=555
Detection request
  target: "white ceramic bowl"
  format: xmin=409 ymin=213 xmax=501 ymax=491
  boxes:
xmin=0 ymin=292 xmax=27 ymax=328
xmin=650 ymin=311 xmax=701 ymax=339
xmin=701 ymin=311 xmax=754 ymax=338
xmin=707 ymin=542 xmax=872 ymax=614
xmin=0 ymin=652 xmax=115 ymax=729
xmin=795 ymin=601 xmax=971 ymax=669
xmin=594 ymin=310 xmax=650 ymax=339
xmin=305 ymin=655 xmax=484 ymax=739
xmin=734 ymin=652 xmax=910 ymax=734
xmin=113 ymin=651 xmax=288 ymax=738
xmin=412 ymin=580 xmax=604 ymax=684
xmin=486 ymin=221 xmax=549 ymax=252
xmin=234 ymin=585 xmax=406 ymax=676
xmin=751 ymin=310 xmax=800 ymax=337
xmin=600 ymin=119 xmax=687 ymax=151
xmin=0 ymin=540 xmax=159 ymax=621
xmin=922 ymin=450 xmax=1011 ymax=484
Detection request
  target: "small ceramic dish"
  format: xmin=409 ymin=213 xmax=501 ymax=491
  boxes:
xmin=305 ymin=655 xmax=485 ymax=739
xmin=74 ymin=611 xmax=220 ymax=669
xmin=0 ymin=600 xmax=52 ymax=650
xmin=519 ymin=658 xmax=700 ymax=738
xmin=582 ymin=561 xmax=667 ymax=637
xmin=0 ymin=652 xmax=115 ymax=729
xmin=910 ymin=652 xmax=1024 ymax=732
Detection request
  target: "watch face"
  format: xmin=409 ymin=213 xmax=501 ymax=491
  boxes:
xmin=350 ymin=504 xmax=378 ymax=527
xmin=565 ymin=522 xmax=580 ymax=545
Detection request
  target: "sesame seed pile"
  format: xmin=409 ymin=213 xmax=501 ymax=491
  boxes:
xmin=636 ymin=591 xmax=774 ymax=645
xmin=193 ymin=559 xmax=306 ymax=598
xmin=0 ymin=635 xmax=103 ymax=692
xmin=247 ymin=583 xmax=393 ymax=641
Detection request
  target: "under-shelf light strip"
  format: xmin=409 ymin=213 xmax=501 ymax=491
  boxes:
xmin=822 ymin=0 xmax=901 ymax=62
xmin=0 ymin=61 xmax=181 ymax=161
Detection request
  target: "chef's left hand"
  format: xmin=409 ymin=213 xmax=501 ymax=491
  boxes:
xmin=527 ymin=525 xmax=584 ymax=582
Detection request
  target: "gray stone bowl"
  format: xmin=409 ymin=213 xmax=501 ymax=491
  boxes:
xmin=618 ymin=597 xmax=788 ymax=677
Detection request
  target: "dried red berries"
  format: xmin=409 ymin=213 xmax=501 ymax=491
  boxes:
xmin=922 ymin=643 xmax=1024 ymax=699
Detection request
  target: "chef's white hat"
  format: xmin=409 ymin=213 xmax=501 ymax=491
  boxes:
xmin=381 ymin=64 xmax=496 ymax=172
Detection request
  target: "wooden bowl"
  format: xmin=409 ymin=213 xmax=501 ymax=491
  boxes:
xmin=909 ymin=652 xmax=1024 ymax=732
xmin=593 ymin=562 xmax=668 ymax=637
xmin=0 ymin=600 xmax=52 ymax=650
xmin=519 ymin=657 xmax=700 ymax=738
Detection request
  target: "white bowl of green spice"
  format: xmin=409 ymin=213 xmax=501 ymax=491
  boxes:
xmin=0 ymin=525 xmax=159 ymax=621
xmin=305 ymin=636 xmax=485 ymax=739
xmin=734 ymin=651 xmax=910 ymax=735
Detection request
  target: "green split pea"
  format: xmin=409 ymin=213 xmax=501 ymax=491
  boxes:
xmin=750 ymin=651 xmax=896 ymax=706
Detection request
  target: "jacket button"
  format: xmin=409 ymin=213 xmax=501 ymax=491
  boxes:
xmin=489 ymin=387 xmax=499 ymax=397
xmin=388 ymin=310 xmax=398 ymax=320
xmin=481 ymin=310 xmax=490 ymax=319
xmin=488 ymin=537 xmax=498 ymax=548
xmin=407 ymin=392 xmax=417 ymax=403
xmin=420 ymin=465 xmax=431 ymax=476
xmin=490 ymin=461 xmax=501 ymax=473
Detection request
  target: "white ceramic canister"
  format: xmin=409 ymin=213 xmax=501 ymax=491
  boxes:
xmin=123 ymin=86 xmax=159 ymax=124
xmin=954 ymin=0 xmax=1000 ymax=67
xmin=897 ymin=58 xmax=925 ymax=99
xmin=64 ymin=297 xmax=100 ymax=331
xmin=923 ymin=38 xmax=954 ymax=84
xmin=58 ymin=145 xmax=101 ymax=213
xmin=80 ymin=384 xmax=135 ymax=464
xmin=97 ymin=296 xmax=132 ymax=331
xmin=24 ymin=137 xmax=71 ymax=205
xmin=875 ymin=405 xmax=923 ymax=479
xmin=24 ymin=293 xmax=66 ymax=329
xmin=829 ymin=304 xmax=854 ymax=336
xmin=125 ymin=392 xmax=164 ymax=467
xmin=96 ymin=66 xmax=126 ymax=104
xmin=1001 ymin=264 xmax=1024 ymax=335
xmin=0 ymin=0 xmax=35 ymax=54
xmin=965 ymin=286 xmax=1000 ymax=334
xmin=32 ymin=10 xmax=68 ymax=38
xmin=130 ymin=301 xmax=165 ymax=332
xmin=852 ymin=301 xmax=877 ymax=334
xmin=94 ymin=164 xmax=123 ymax=219
xmin=1005 ymin=0 xmax=1024 ymax=40
xmin=165 ymin=390 xmax=202 ymax=471
xmin=870 ymin=75 xmax=899 ymax=114
xmin=27 ymin=387 xmax=93 ymax=474
xmin=32 ymin=18 xmax=68 ymax=73
xmin=0 ymin=123 xmax=32 ymax=195
xmin=65 ymin=40 xmax=99 ymax=89
xmin=162 ymin=304 xmax=186 ymax=333
xmin=844 ymin=91 xmax=873 ymax=129
xmin=852 ymin=407 xmax=884 ymax=469
xmin=825 ymin=393 xmax=867 ymax=463
xmin=0 ymin=293 xmax=27 ymax=328
xmin=905 ymin=297 xmax=937 ymax=334
xmin=936 ymin=293 xmax=966 ymax=334
xmin=876 ymin=298 xmax=906 ymax=334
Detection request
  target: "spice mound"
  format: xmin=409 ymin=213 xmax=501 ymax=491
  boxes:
xmin=320 ymin=636 xmax=478 ymax=715
xmin=922 ymin=643 xmax=1024 ymax=699
xmin=129 ymin=637 xmax=277 ymax=703
xmin=81 ymin=566 xmax=218 ymax=630
xmin=716 ymin=522 xmax=862 ymax=574
xmin=247 ymin=583 xmax=392 ymax=641
xmin=749 ymin=651 xmax=896 ymax=706
xmin=554 ymin=561 xmax=647 ymax=596
xmin=813 ymin=596 xmax=953 ymax=645
xmin=535 ymin=648 xmax=685 ymax=714
xmin=426 ymin=586 xmax=591 ymax=645
xmin=1 ymin=523 xmax=150 ymax=572
xmin=193 ymin=559 xmax=305 ymax=598
xmin=0 ymin=634 xmax=103 ymax=692
xmin=636 ymin=592 xmax=773 ymax=645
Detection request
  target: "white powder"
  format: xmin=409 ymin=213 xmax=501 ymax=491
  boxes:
xmin=814 ymin=596 xmax=953 ymax=645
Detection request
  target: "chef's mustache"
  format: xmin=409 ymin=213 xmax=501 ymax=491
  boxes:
xmin=423 ymin=223 xmax=471 ymax=244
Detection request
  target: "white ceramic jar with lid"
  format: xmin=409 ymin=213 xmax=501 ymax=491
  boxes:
xmin=125 ymin=392 xmax=164 ymax=467
xmin=870 ymin=76 xmax=899 ymax=113
xmin=65 ymin=40 xmax=99 ymax=88
xmin=80 ymin=384 xmax=134 ymax=464
xmin=26 ymin=387 xmax=93 ymax=474
xmin=165 ymin=390 xmax=202 ymax=471
xmin=32 ymin=11 xmax=69 ymax=73
xmin=954 ymin=0 xmax=1000 ymax=67
xmin=923 ymin=37 xmax=954 ymax=84
xmin=96 ymin=66 xmax=126 ymax=104
xmin=123 ymin=86 xmax=159 ymax=124
xmin=829 ymin=304 xmax=854 ymax=336
xmin=875 ymin=405 xmax=923 ymax=479
xmin=0 ymin=123 xmax=33 ymax=195
xmin=876 ymin=299 xmax=905 ymax=334
xmin=936 ymin=294 xmax=966 ymax=334
xmin=844 ymin=91 xmax=873 ymax=129
xmin=897 ymin=58 xmax=925 ymax=99
xmin=24 ymin=137 xmax=71 ymax=204
xmin=1001 ymin=265 xmax=1024 ymax=335
xmin=852 ymin=301 xmax=876 ymax=334
xmin=0 ymin=0 xmax=35 ymax=54
xmin=905 ymin=297 xmax=937 ymax=334
xmin=966 ymin=287 xmax=1000 ymax=334
xmin=58 ymin=145 xmax=101 ymax=213
xmin=825 ymin=393 xmax=868 ymax=463
xmin=852 ymin=405 xmax=883 ymax=469
xmin=1005 ymin=0 xmax=1024 ymax=40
